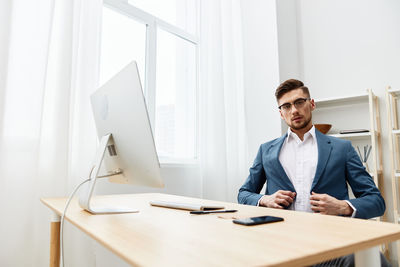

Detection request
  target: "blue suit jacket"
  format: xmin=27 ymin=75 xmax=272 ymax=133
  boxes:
xmin=238 ymin=130 xmax=385 ymax=219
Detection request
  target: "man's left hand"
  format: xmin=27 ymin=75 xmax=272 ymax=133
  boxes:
xmin=310 ymin=192 xmax=353 ymax=216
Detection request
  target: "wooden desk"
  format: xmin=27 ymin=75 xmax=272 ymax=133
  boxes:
xmin=41 ymin=193 xmax=400 ymax=267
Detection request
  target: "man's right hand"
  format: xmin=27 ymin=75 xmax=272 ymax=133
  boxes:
xmin=258 ymin=190 xmax=296 ymax=209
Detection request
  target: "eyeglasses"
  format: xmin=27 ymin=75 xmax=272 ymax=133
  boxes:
xmin=278 ymin=98 xmax=311 ymax=112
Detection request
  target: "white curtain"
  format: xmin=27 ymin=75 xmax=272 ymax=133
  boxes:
xmin=0 ymin=0 xmax=102 ymax=266
xmin=199 ymin=0 xmax=249 ymax=203
xmin=0 ymin=0 xmax=250 ymax=265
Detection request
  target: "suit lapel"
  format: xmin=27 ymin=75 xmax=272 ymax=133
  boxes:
xmin=311 ymin=130 xmax=333 ymax=191
xmin=269 ymin=134 xmax=296 ymax=192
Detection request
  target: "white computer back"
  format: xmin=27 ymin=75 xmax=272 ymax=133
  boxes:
xmin=90 ymin=61 xmax=163 ymax=188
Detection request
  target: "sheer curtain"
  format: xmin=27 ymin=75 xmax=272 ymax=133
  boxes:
xmin=0 ymin=0 xmax=251 ymax=265
xmin=199 ymin=0 xmax=249 ymax=203
xmin=0 ymin=0 xmax=102 ymax=266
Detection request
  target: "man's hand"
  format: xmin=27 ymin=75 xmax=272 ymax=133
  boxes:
xmin=310 ymin=192 xmax=353 ymax=216
xmin=259 ymin=190 xmax=296 ymax=209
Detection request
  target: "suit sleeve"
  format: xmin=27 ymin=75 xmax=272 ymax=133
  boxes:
xmin=237 ymin=145 xmax=267 ymax=205
xmin=345 ymin=142 xmax=385 ymax=219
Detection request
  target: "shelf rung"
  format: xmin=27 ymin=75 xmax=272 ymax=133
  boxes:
xmin=388 ymin=88 xmax=400 ymax=95
xmin=315 ymin=94 xmax=369 ymax=108
xmin=329 ymin=132 xmax=372 ymax=139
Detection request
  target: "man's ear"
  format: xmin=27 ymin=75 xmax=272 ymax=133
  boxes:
xmin=310 ymin=99 xmax=316 ymax=111
xmin=279 ymin=110 xmax=284 ymax=120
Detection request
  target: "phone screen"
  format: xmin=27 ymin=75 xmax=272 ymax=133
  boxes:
xmin=233 ymin=215 xmax=284 ymax=226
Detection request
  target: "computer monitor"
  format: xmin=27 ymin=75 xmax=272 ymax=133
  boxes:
xmin=79 ymin=61 xmax=164 ymax=214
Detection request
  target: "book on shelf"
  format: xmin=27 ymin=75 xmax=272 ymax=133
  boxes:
xmin=339 ymin=129 xmax=369 ymax=134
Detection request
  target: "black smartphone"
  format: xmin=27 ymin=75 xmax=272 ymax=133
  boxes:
xmin=233 ymin=215 xmax=284 ymax=226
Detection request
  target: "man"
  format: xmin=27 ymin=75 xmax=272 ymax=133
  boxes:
xmin=238 ymin=79 xmax=388 ymax=266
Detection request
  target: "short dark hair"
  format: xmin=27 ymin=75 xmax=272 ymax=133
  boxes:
xmin=275 ymin=79 xmax=310 ymax=101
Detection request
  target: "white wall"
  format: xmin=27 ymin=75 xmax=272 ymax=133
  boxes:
xmin=276 ymin=0 xmax=302 ymax=81
xmin=277 ymin=0 xmax=400 ymax=263
xmin=299 ymin=0 xmax=400 ymax=98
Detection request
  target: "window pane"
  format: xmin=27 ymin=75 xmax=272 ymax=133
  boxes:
xmin=155 ymin=29 xmax=196 ymax=159
xmin=127 ymin=0 xmax=196 ymax=35
xmin=99 ymin=7 xmax=146 ymax=87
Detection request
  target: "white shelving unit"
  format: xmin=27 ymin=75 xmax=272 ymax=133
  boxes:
xmin=315 ymin=89 xmax=387 ymax=256
xmin=312 ymin=89 xmax=383 ymax=189
xmin=385 ymin=87 xmax=400 ymax=259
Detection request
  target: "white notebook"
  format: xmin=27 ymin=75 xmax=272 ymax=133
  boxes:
xmin=149 ymin=200 xmax=224 ymax=211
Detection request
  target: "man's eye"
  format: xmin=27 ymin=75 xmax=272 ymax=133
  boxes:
xmin=282 ymin=104 xmax=291 ymax=109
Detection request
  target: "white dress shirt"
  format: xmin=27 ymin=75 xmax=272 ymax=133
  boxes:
xmin=275 ymin=126 xmax=356 ymax=216
xmin=279 ymin=126 xmax=318 ymax=212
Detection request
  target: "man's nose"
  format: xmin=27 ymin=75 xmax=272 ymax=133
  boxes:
xmin=290 ymin=104 xmax=300 ymax=113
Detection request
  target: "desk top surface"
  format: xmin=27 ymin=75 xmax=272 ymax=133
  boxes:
xmin=41 ymin=193 xmax=400 ymax=267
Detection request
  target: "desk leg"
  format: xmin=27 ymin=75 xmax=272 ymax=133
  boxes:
xmin=355 ymin=246 xmax=380 ymax=267
xmin=50 ymin=212 xmax=61 ymax=267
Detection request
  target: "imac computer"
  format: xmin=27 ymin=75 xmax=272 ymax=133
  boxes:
xmin=79 ymin=61 xmax=164 ymax=214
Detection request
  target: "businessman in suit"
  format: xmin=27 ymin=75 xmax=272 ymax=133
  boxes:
xmin=238 ymin=79 xmax=388 ymax=266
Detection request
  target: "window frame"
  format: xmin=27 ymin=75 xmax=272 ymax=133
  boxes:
xmin=103 ymin=0 xmax=200 ymax=165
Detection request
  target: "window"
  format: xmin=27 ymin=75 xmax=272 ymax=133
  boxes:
xmin=99 ymin=7 xmax=146 ymax=87
xmin=155 ymin=29 xmax=196 ymax=159
xmin=127 ymin=0 xmax=197 ymax=35
xmin=100 ymin=0 xmax=198 ymax=163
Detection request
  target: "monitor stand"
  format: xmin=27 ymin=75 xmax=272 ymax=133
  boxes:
xmin=79 ymin=133 xmax=139 ymax=214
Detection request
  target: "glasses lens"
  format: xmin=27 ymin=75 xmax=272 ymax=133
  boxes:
xmin=294 ymin=98 xmax=306 ymax=108
xmin=281 ymin=103 xmax=291 ymax=111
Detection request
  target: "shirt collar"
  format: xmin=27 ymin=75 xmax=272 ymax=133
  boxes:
xmin=286 ymin=125 xmax=317 ymax=144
